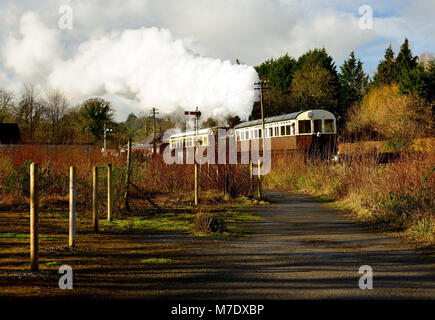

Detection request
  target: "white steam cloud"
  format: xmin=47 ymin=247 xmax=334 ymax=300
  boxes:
xmin=3 ymin=12 xmax=259 ymax=121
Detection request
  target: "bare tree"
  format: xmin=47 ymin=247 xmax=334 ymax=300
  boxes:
xmin=14 ymin=84 xmax=46 ymax=140
xmin=45 ymin=88 xmax=69 ymax=140
xmin=0 ymin=89 xmax=14 ymax=122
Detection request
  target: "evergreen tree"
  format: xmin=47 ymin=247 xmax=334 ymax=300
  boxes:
xmin=268 ymin=54 xmax=297 ymax=94
xmin=424 ymin=59 xmax=435 ymax=102
xmin=297 ymin=48 xmax=337 ymax=76
xmin=253 ymin=54 xmax=297 ymax=118
xmin=338 ymin=51 xmax=369 ymax=117
xmin=394 ymin=38 xmax=418 ymax=82
xmin=399 ymin=63 xmax=428 ymax=97
xmin=254 ymin=58 xmax=273 ymax=80
xmin=373 ymin=45 xmax=396 ymax=86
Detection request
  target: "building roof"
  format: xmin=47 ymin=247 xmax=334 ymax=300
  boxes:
xmin=233 ymin=109 xmax=337 ymax=129
xmin=134 ymin=132 xmax=165 ymax=145
xmin=169 ymin=128 xmax=212 ymax=139
xmin=234 ymin=111 xmax=304 ymax=129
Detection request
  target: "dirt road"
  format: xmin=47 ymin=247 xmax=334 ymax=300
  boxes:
xmin=1 ymin=191 xmax=434 ymax=299
xmin=137 ymin=191 xmax=434 ymax=299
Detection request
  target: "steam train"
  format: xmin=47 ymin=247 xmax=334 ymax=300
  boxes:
xmin=168 ymin=109 xmax=337 ymax=156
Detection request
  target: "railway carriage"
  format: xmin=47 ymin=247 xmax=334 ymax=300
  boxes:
xmin=234 ymin=109 xmax=337 ymax=155
xmin=169 ymin=128 xmax=216 ymax=149
xmin=168 ymin=109 xmax=337 ymax=157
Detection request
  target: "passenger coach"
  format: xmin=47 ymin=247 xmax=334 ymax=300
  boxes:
xmin=234 ymin=109 xmax=337 ymax=155
xmin=168 ymin=109 xmax=337 ymax=156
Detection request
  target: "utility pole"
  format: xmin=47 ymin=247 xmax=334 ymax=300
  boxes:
xmin=124 ymin=138 xmax=132 ymax=211
xmin=150 ymin=107 xmax=159 ymax=156
xmin=184 ymin=107 xmax=201 ymax=205
xmin=254 ymin=80 xmax=270 ymax=154
xmin=103 ymin=123 xmax=112 ymax=157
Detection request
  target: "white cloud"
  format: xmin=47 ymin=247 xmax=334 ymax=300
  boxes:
xmin=3 ymin=12 xmax=61 ymax=81
xmin=3 ymin=13 xmax=258 ymax=121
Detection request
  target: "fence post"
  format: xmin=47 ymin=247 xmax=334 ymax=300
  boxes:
xmin=249 ymin=160 xmax=253 ymax=192
xmin=92 ymin=166 xmax=98 ymax=233
xmin=69 ymin=166 xmax=76 ymax=248
xmin=107 ymin=163 xmax=113 ymax=221
xmin=257 ymin=159 xmax=262 ymax=199
xmin=194 ymin=162 xmax=199 ymax=205
xmin=249 ymin=159 xmax=253 ymax=182
xmin=123 ymin=138 xmax=132 ymax=211
xmin=30 ymin=162 xmax=39 ymax=271
xmin=226 ymin=169 xmax=230 ymax=197
xmin=223 ymin=165 xmax=227 ymax=197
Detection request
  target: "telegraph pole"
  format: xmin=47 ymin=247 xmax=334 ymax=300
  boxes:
xmin=103 ymin=123 xmax=112 ymax=157
xmin=184 ymin=107 xmax=201 ymax=205
xmin=254 ymin=80 xmax=270 ymax=155
xmin=104 ymin=123 xmax=107 ymax=156
xmin=150 ymin=107 xmax=159 ymax=156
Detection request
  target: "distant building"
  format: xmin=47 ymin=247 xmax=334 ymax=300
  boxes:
xmin=0 ymin=123 xmax=21 ymax=144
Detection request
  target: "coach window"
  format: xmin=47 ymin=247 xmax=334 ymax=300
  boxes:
xmin=314 ymin=120 xmax=322 ymax=134
xmin=245 ymin=130 xmax=250 ymax=140
xmin=324 ymin=119 xmax=334 ymax=133
xmin=298 ymin=120 xmax=311 ymax=134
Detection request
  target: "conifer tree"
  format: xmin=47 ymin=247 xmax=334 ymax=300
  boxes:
xmin=373 ymin=45 xmax=396 ymax=86
xmin=338 ymin=51 xmax=369 ymax=116
xmin=394 ymin=38 xmax=418 ymax=82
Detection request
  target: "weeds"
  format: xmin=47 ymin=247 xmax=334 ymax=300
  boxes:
xmin=264 ymin=149 xmax=434 ymax=245
xmin=0 ymin=145 xmax=254 ymax=214
xmin=194 ymin=212 xmax=226 ymax=233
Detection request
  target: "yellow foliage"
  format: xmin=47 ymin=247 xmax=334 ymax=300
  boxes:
xmin=346 ymin=84 xmax=433 ymax=140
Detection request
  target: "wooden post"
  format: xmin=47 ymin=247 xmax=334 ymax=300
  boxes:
xmin=123 ymin=138 xmax=132 ymax=211
xmin=223 ymin=165 xmax=227 ymax=197
xmin=257 ymin=159 xmax=262 ymax=199
xmin=194 ymin=162 xmax=199 ymax=205
xmin=92 ymin=166 xmax=98 ymax=233
xmin=226 ymin=169 xmax=230 ymax=197
xmin=249 ymin=160 xmax=253 ymax=191
xmin=69 ymin=166 xmax=76 ymax=248
xmin=30 ymin=162 xmax=39 ymax=272
xmin=107 ymin=163 xmax=113 ymax=221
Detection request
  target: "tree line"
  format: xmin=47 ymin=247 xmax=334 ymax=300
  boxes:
xmin=1 ymin=37 xmax=434 ymax=145
xmin=253 ymin=38 xmax=434 ymax=139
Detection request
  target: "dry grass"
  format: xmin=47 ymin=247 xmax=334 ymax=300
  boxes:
xmin=0 ymin=145 xmax=255 ymax=213
xmin=264 ymin=149 xmax=435 ymax=245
